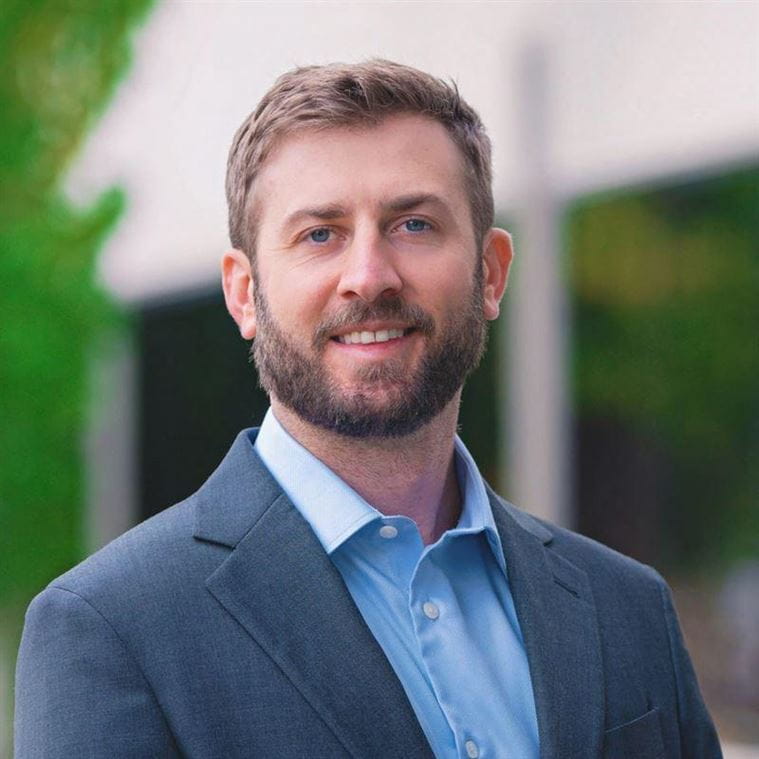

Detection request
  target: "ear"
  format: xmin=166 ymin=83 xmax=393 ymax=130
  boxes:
xmin=221 ymin=249 xmax=257 ymax=339
xmin=481 ymin=227 xmax=513 ymax=321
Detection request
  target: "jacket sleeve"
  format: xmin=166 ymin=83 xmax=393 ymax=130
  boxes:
xmin=658 ymin=580 xmax=723 ymax=759
xmin=14 ymin=586 xmax=180 ymax=758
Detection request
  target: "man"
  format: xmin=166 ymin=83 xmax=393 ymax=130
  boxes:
xmin=15 ymin=61 xmax=721 ymax=758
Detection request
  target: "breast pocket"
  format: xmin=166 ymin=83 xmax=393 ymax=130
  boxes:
xmin=603 ymin=707 xmax=665 ymax=759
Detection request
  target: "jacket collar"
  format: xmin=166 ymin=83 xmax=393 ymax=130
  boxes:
xmin=193 ymin=429 xmax=280 ymax=548
xmin=489 ymin=489 xmax=605 ymax=758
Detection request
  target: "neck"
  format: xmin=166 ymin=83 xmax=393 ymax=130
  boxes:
xmin=270 ymin=396 xmax=463 ymax=545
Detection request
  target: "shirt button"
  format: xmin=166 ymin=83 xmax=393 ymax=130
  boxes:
xmin=465 ymin=739 xmax=479 ymax=758
xmin=422 ymin=601 xmax=440 ymax=620
xmin=379 ymin=524 xmax=398 ymax=539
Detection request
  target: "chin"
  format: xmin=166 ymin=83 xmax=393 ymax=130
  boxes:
xmin=338 ymin=381 xmax=411 ymax=407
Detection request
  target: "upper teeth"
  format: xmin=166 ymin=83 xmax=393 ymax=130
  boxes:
xmin=337 ymin=328 xmax=405 ymax=345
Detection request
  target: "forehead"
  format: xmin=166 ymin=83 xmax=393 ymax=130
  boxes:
xmin=251 ymin=114 xmax=471 ymax=232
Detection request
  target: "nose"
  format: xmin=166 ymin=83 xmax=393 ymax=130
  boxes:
xmin=336 ymin=230 xmax=403 ymax=302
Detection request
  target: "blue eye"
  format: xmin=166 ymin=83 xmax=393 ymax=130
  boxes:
xmin=404 ymin=218 xmax=429 ymax=232
xmin=309 ymin=228 xmax=331 ymax=243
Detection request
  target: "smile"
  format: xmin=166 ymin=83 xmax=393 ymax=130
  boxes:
xmin=335 ymin=328 xmax=411 ymax=345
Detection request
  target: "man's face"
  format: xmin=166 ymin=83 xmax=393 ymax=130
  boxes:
xmin=239 ymin=114 xmax=500 ymax=438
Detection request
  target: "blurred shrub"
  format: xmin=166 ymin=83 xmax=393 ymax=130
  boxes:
xmin=568 ymin=167 xmax=759 ymax=570
xmin=0 ymin=0 xmax=153 ymax=605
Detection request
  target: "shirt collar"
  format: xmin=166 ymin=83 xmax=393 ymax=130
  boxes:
xmin=451 ymin=433 xmax=507 ymax=572
xmin=253 ymin=408 xmax=505 ymax=569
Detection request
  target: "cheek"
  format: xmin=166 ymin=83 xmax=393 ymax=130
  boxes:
xmin=259 ymin=256 xmax=339 ymax=316
xmin=264 ymin=280 xmax=329 ymax=334
xmin=417 ymin=260 xmax=476 ymax=305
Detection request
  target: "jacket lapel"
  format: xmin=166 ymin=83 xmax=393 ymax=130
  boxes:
xmin=195 ymin=430 xmax=433 ymax=759
xmin=490 ymin=491 xmax=605 ymax=759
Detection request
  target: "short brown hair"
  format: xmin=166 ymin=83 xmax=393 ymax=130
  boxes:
xmin=225 ymin=59 xmax=494 ymax=257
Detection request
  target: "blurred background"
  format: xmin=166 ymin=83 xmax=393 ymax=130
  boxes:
xmin=1 ymin=1 xmax=757 ymax=756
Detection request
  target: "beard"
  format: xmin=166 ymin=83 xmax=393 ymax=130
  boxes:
xmin=250 ymin=271 xmax=488 ymax=439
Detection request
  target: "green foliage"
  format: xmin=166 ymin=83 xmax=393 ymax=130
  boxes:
xmin=567 ymin=168 xmax=759 ymax=568
xmin=0 ymin=0 xmax=154 ymax=603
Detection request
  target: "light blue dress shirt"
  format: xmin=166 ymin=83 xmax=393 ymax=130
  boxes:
xmin=254 ymin=409 xmax=539 ymax=759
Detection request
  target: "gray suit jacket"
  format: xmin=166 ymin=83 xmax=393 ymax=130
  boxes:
xmin=15 ymin=429 xmax=722 ymax=758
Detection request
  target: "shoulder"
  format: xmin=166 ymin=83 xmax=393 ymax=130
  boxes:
xmin=544 ymin=517 xmax=672 ymax=617
xmin=30 ymin=495 xmax=221 ymax=628
xmin=25 ymin=424 xmax=281 ymax=634
xmin=492 ymin=493 xmax=668 ymax=605
xmin=544 ymin=517 xmax=664 ymax=584
xmin=36 ymin=427 xmax=276 ymax=616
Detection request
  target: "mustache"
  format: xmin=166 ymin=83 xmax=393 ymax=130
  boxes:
xmin=313 ymin=297 xmax=435 ymax=348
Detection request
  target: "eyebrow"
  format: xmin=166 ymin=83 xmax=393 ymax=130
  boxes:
xmin=384 ymin=193 xmax=451 ymax=215
xmin=280 ymin=193 xmax=453 ymax=235
xmin=280 ymin=205 xmax=348 ymax=234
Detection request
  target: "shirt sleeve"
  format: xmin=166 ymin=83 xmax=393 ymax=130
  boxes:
xmin=14 ymin=586 xmax=180 ymax=758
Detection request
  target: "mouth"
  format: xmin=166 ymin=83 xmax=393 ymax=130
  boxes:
xmin=333 ymin=327 xmax=415 ymax=345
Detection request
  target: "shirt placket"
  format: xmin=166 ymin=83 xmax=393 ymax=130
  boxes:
xmin=409 ymin=536 xmax=487 ymax=759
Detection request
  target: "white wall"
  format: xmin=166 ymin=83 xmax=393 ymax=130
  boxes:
xmin=65 ymin=0 xmax=759 ymax=302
